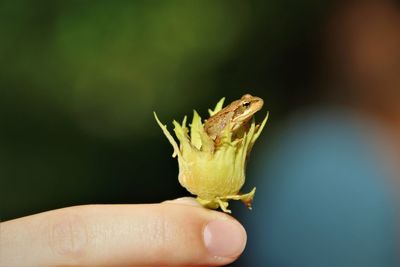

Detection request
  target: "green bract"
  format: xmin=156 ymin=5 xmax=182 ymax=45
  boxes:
xmin=154 ymin=98 xmax=268 ymax=213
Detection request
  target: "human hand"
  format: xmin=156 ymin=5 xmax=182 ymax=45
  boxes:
xmin=0 ymin=198 xmax=246 ymax=267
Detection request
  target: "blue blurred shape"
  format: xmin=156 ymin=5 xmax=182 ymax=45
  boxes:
xmin=242 ymin=109 xmax=398 ymax=267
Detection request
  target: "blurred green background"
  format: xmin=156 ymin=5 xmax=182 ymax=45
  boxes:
xmin=0 ymin=0 xmax=328 ymax=221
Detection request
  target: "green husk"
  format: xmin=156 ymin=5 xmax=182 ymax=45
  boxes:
xmin=155 ymin=98 xmax=268 ymax=213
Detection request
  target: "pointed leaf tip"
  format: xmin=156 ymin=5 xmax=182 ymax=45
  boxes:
xmin=208 ymin=97 xmax=226 ymax=116
xmin=154 ymin=112 xmax=182 ymax=158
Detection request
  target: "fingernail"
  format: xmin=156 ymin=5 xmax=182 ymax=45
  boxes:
xmin=203 ymin=220 xmax=247 ymax=258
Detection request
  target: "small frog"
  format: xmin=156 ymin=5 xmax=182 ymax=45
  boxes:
xmin=204 ymin=94 xmax=264 ymax=141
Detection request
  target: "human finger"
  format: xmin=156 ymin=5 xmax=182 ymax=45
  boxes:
xmin=0 ymin=201 xmax=246 ymax=267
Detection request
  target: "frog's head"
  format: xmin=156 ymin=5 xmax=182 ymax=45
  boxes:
xmin=231 ymin=94 xmax=264 ymax=131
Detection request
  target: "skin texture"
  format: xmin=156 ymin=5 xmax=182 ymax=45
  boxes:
xmin=0 ymin=198 xmax=247 ymax=267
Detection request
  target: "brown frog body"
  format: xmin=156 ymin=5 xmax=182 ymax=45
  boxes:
xmin=204 ymin=94 xmax=264 ymax=141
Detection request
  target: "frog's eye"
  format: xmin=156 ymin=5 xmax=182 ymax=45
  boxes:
xmin=243 ymin=102 xmax=250 ymax=108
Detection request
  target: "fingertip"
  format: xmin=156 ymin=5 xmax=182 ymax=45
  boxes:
xmin=203 ymin=219 xmax=247 ymax=261
xmin=164 ymin=199 xmax=247 ymax=263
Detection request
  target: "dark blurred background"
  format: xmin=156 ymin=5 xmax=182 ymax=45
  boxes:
xmin=3 ymin=1 xmax=400 ymax=266
xmin=0 ymin=0 xmax=328 ymax=220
